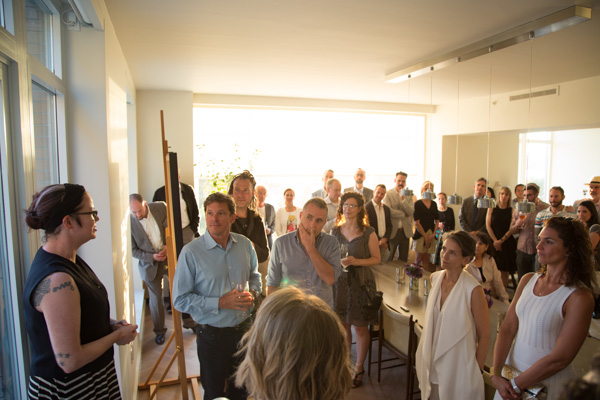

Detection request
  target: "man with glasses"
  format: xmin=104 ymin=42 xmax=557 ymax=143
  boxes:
xmin=129 ymin=194 xmax=170 ymax=345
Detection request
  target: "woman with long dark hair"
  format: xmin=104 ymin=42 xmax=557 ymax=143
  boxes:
xmin=465 ymin=232 xmax=510 ymax=304
xmin=492 ymin=217 xmax=596 ymax=399
xmin=332 ymin=192 xmax=380 ymax=388
xmin=23 ymin=184 xmax=137 ymax=399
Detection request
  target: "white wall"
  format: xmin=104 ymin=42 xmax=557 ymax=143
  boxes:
xmin=441 ymin=133 xmax=520 ymax=199
xmin=550 ymin=128 xmax=600 ymax=206
xmin=65 ymin=6 xmax=139 ymax=399
xmin=136 ymin=91 xmax=194 ymax=200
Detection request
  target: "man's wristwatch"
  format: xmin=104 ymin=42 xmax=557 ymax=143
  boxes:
xmin=510 ymin=378 xmax=521 ymax=394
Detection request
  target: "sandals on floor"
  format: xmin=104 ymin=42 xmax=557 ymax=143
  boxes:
xmin=352 ymin=370 xmax=365 ymax=388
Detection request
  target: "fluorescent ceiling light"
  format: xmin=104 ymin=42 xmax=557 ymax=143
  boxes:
xmin=385 ymin=6 xmax=591 ymax=84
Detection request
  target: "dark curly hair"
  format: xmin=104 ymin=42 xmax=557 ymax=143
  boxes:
xmin=538 ymin=216 xmax=596 ymax=291
xmin=227 ymin=170 xmax=257 ymax=211
xmin=335 ymin=192 xmax=368 ymax=229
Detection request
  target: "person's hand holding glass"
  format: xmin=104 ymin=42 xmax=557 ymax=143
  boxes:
xmin=235 ymin=279 xmax=253 ymax=318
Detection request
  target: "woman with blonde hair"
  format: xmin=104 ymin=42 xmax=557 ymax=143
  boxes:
xmin=486 ymin=186 xmax=517 ymax=288
xmin=235 ymin=286 xmax=352 ymax=400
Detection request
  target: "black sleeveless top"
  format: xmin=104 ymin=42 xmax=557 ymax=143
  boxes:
xmin=23 ymin=248 xmax=114 ymax=379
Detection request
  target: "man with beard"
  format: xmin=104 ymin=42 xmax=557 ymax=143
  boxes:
xmin=534 ymin=186 xmax=577 ymax=240
xmin=344 ymin=168 xmax=373 ymax=203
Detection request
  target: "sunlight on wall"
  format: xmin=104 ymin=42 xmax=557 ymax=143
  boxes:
xmin=120 ymin=211 xmax=131 ymax=320
xmin=193 ymin=107 xmax=426 ymax=210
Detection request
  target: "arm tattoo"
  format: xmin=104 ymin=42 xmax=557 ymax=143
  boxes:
xmin=52 ymin=281 xmax=75 ymax=293
xmin=33 ymin=279 xmax=75 ymax=308
xmin=33 ymin=278 xmax=51 ymax=307
xmin=55 ymin=353 xmax=71 ymax=367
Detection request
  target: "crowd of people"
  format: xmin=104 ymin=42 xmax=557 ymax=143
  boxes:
xmin=20 ymin=171 xmax=599 ymax=400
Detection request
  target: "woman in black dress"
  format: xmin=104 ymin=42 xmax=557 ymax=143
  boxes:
xmin=413 ymin=181 xmax=439 ymax=271
xmin=486 ymin=186 xmax=517 ymax=288
xmin=23 ymin=184 xmax=137 ymax=399
xmin=332 ymin=192 xmax=380 ymax=388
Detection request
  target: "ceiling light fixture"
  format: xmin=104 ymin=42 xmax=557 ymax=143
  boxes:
xmin=385 ymin=6 xmax=591 ymax=84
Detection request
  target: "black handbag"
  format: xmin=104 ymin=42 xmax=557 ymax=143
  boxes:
xmin=359 ymin=267 xmax=383 ymax=312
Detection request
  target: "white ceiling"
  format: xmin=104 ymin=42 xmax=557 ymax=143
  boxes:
xmin=104 ymin=0 xmax=600 ymax=104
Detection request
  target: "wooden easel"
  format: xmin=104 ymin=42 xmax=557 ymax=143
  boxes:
xmin=137 ymin=111 xmax=202 ymax=399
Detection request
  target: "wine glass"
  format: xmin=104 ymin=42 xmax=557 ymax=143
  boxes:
xmin=235 ymin=280 xmax=250 ymax=318
xmin=340 ymin=243 xmax=349 ymax=272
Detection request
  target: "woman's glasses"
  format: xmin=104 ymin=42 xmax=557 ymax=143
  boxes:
xmin=72 ymin=210 xmax=99 ymax=219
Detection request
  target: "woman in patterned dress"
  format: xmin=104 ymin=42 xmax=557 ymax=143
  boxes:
xmin=332 ymin=192 xmax=380 ymax=388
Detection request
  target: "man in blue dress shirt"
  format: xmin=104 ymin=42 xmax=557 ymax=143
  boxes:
xmin=173 ymin=192 xmax=261 ymax=400
xmin=267 ymin=197 xmax=342 ymax=307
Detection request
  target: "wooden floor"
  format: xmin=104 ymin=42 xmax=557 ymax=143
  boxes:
xmin=137 ymin=297 xmax=416 ymax=400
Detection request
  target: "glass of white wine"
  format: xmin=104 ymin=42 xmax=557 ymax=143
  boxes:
xmin=235 ymin=280 xmax=250 ymax=318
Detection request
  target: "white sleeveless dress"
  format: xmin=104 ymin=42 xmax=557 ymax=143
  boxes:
xmin=494 ymin=273 xmax=576 ymax=400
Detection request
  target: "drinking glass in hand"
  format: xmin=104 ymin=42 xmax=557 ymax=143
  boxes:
xmin=236 ymin=281 xmax=250 ymax=318
xmin=340 ymin=243 xmax=349 ymax=272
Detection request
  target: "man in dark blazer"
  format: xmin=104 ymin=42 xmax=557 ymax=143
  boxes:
xmin=344 ymin=168 xmax=373 ymax=203
xmin=458 ymin=177 xmax=488 ymax=236
xmin=153 ymin=178 xmax=200 ymax=242
xmin=130 ymin=194 xmax=169 ymax=344
xmin=365 ymin=184 xmax=393 ymax=261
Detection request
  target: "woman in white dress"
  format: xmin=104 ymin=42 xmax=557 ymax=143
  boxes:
xmin=491 ymin=216 xmax=596 ymax=400
xmin=464 ymin=231 xmax=510 ymax=304
xmin=275 ymin=188 xmax=301 ymax=237
xmin=416 ymin=231 xmax=490 ymax=400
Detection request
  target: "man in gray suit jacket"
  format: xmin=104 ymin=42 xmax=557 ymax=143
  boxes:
xmin=383 ymin=172 xmax=415 ymax=263
xmin=130 ymin=194 xmax=169 ymax=344
xmin=311 ymin=169 xmax=334 ymax=198
xmin=344 ymin=168 xmax=373 ymax=203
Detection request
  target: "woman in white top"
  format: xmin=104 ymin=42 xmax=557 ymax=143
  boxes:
xmin=416 ymin=231 xmax=490 ymax=400
xmin=465 ymin=231 xmax=510 ymax=304
xmin=491 ymin=217 xmax=596 ymax=400
xmin=275 ymin=188 xmax=301 ymax=237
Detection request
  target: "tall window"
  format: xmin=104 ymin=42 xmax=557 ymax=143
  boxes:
xmin=31 ymin=81 xmax=59 ymax=189
xmin=518 ymin=131 xmax=551 ymax=199
xmin=0 ymin=0 xmax=14 ymax=33
xmin=26 ymin=0 xmax=59 ymax=74
xmin=194 ymin=107 xmax=426 ymax=232
xmin=0 ymin=60 xmax=21 ymax=400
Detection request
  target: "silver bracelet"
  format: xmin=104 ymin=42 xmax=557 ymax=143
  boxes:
xmin=510 ymin=378 xmax=521 ymax=394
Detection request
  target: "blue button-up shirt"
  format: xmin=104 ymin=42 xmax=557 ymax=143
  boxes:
xmin=267 ymin=230 xmax=341 ymax=306
xmin=172 ymin=232 xmax=261 ymax=328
